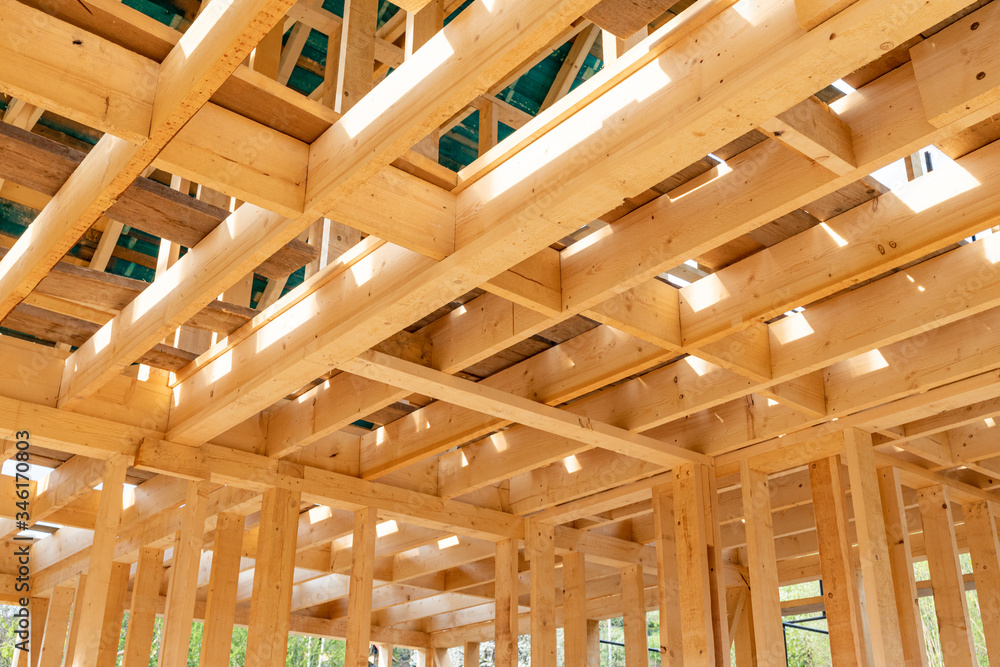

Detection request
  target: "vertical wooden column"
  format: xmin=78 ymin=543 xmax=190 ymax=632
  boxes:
xmin=28 ymin=597 xmax=50 ymax=667
xmin=199 ymin=513 xmax=246 ymax=667
xmin=251 ymin=22 xmax=283 ymax=79
xmin=620 ymin=564 xmax=647 ymax=666
xmin=63 ymin=575 xmax=86 ymax=667
xmin=843 ymin=428 xmax=905 ymax=665
xmin=877 ymin=467 xmax=928 ymax=667
xmin=476 ymin=99 xmax=498 ymax=157
xmin=96 ymin=562 xmax=131 ymax=667
xmin=344 ymin=507 xmax=377 ymax=667
xmin=404 ymin=0 xmax=443 ymax=57
xmin=652 ymin=483 xmax=682 ymax=665
xmin=562 ymin=551 xmax=588 ymax=666
xmin=963 ymin=500 xmax=1000 ymax=663
xmin=70 ymin=454 xmax=127 ymax=667
xmin=37 ymin=586 xmax=73 ymax=667
xmin=122 ymin=548 xmax=164 ymax=667
xmin=494 ymin=538 xmax=519 ymax=667
xmin=740 ymin=460 xmax=785 ymax=665
xmin=586 ymin=620 xmax=600 ymax=667
xmin=810 ymin=457 xmax=867 ymax=666
xmin=158 ymin=481 xmax=209 ymax=667
xmin=335 ymin=0 xmax=377 ymax=113
xmin=733 ymin=588 xmax=758 ymax=666
xmin=528 ymin=521 xmax=556 ymax=667
xmin=246 ymin=488 xmax=301 ymax=667
xmin=377 ymin=644 xmax=393 ymax=667
xmin=463 ymin=642 xmax=479 ymax=667
xmin=673 ymin=463 xmax=729 ymax=665
xmin=918 ymin=485 xmax=976 ymax=667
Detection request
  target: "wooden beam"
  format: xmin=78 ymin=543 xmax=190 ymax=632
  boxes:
xmin=158 ymin=482 xmax=209 ymax=667
xmin=540 ymin=24 xmax=599 ymax=112
xmin=528 ymin=521 xmax=556 ymax=667
xmin=620 ymin=564 xmax=647 ymax=666
xmin=843 ymin=429 xmax=905 ymax=665
xmin=344 ymin=507 xmax=377 ymax=667
xmin=462 ymin=642 xmax=479 ymax=667
xmin=335 ymin=0 xmax=376 ymax=113
xmin=652 ymin=483 xmax=681 ymax=665
xmin=963 ymin=500 xmax=1000 ymax=664
xmin=760 ymin=95 xmax=857 ymax=175
xmin=96 ymin=563 xmax=130 ymax=667
xmin=809 ymin=457 xmax=866 ymax=666
xmin=37 ymin=586 xmax=73 ymax=667
xmin=199 ymin=513 xmax=245 ymax=667
xmin=494 ymin=538 xmax=519 ymax=667
xmin=877 ymin=467 xmax=928 ymax=667
xmin=794 ymin=0 xmax=860 ymax=31
xmin=28 ymin=597 xmax=49 ymax=667
xmin=740 ymin=460 xmax=785 ymax=665
xmin=246 ymin=488 xmax=300 ymax=667
xmin=67 ymin=455 xmax=127 ymax=667
xmin=918 ymin=485 xmax=976 ymax=667
xmin=121 ymin=548 xmax=164 ymax=667
xmin=404 ymin=0 xmax=443 ymax=58
xmin=562 ymin=551 xmax=588 ymax=667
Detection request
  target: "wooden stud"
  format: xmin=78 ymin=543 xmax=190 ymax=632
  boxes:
xmin=62 ymin=575 xmax=86 ymax=667
xmin=377 ymin=644 xmax=394 ymax=667
xmin=28 ymin=598 xmax=50 ymax=667
xmin=652 ymin=482 xmax=682 ymax=666
xmin=528 ymin=521 xmax=556 ymax=667
xmin=158 ymin=481 xmax=209 ymax=667
xmin=620 ymin=564 xmax=647 ymax=666
xmin=68 ymin=454 xmax=127 ymax=667
xmin=740 ymin=460 xmax=786 ymax=665
xmin=251 ymin=21 xmax=283 ymax=79
xmin=843 ymin=429 xmax=905 ymax=666
xmin=246 ymin=488 xmax=301 ymax=667
xmin=587 ymin=620 xmax=600 ymax=667
xmin=404 ymin=0 xmax=443 ymax=58
xmin=494 ymin=538 xmax=519 ymax=667
xmin=95 ymin=562 xmax=130 ymax=667
xmin=562 ymin=551 xmax=588 ymax=667
xmin=344 ymin=507 xmax=376 ymax=667
xmin=476 ymin=99 xmax=498 ymax=158
xmin=122 ymin=548 xmax=165 ymax=667
xmin=918 ymin=485 xmax=976 ymax=667
xmin=733 ymin=588 xmax=758 ymax=666
xmin=335 ymin=0 xmax=377 ymax=113
xmin=277 ymin=22 xmax=310 ymax=85
xmin=463 ymin=642 xmax=479 ymax=667
xmin=199 ymin=513 xmax=246 ymax=667
xmin=877 ymin=466 xmax=928 ymax=667
xmin=38 ymin=587 xmax=74 ymax=667
xmin=809 ymin=457 xmax=866 ymax=666
xmin=963 ymin=500 xmax=1000 ymax=663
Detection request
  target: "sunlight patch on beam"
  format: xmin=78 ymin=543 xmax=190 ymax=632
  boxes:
xmin=843 ymin=349 xmax=889 ymax=378
xmin=771 ymin=312 xmax=814 ymax=345
xmin=682 ymin=273 xmax=729 ymax=313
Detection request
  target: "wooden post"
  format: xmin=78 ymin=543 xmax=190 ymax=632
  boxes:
xmin=63 ymin=575 xmax=86 ymax=667
xmin=37 ymin=586 xmax=73 ymax=667
xmin=733 ymin=587 xmax=758 ymax=666
xmin=809 ymin=457 xmax=867 ymax=666
xmin=404 ymin=0 xmax=443 ymax=58
xmin=652 ymin=483 xmax=682 ymax=665
xmin=344 ymin=507 xmax=377 ymax=667
xmin=246 ymin=488 xmax=301 ymax=667
xmin=122 ymin=548 xmax=164 ymax=667
xmin=335 ymin=0 xmax=377 ymax=113
xmin=918 ymin=485 xmax=976 ymax=667
xmin=377 ymin=644 xmax=393 ymax=667
xmin=28 ymin=597 xmax=49 ymax=667
xmin=476 ymin=99 xmax=497 ymax=157
xmin=199 ymin=513 xmax=245 ymax=667
xmin=877 ymin=466 xmax=928 ymax=667
xmin=963 ymin=500 xmax=1000 ymax=663
xmin=69 ymin=454 xmax=127 ymax=667
xmin=96 ymin=562 xmax=130 ymax=667
xmin=250 ymin=22 xmax=283 ymax=79
xmin=158 ymin=481 xmax=209 ymax=667
xmin=528 ymin=520 xmax=556 ymax=667
xmin=586 ymin=620 xmax=600 ymax=667
xmin=843 ymin=429 xmax=905 ymax=665
xmin=463 ymin=642 xmax=479 ymax=667
xmin=740 ymin=460 xmax=786 ymax=665
xmin=673 ymin=463 xmax=729 ymax=665
xmin=494 ymin=538 xmax=519 ymax=667
xmin=562 ymin=551 xmax=588 ymax=666
xmin=621 ymin=564 xmax=647 ymax=666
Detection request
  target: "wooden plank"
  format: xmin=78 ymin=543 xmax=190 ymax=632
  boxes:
xmin=246 ymin=488 xmax=300 ymax=667
xmin=961 ymin=500 xmax=1000 ymax=664
xmin=199 ymin=513 xmax=245 ymax=667
xmin=36 ymin=586 xmax=73 ymax=667
xmin=158 ymin=482 xmax=209 ymax=667
xmin=462 ymin=643 xmax=479 ymax=667
xmin=809 ymin=457 xmax=866 ymax=666
xmin=121 ymin=548 xmax=164 ymax=667
xmin=28 ymin=598 xmax=49 ymax=667
xmin=344 ymin=507 xmax=376 ymax=667
xmin=620 ymin=564 xmax=647 ymax=666
xmin=529 ymin=521 xmax=556 ymax=667
xmin=843 ymin=429 xmax=905 ymax=665
xmin=95 ymin=563 xmax=130 ymax=667
xmin=562 ymin=551 xmax=588 ymax=667
xmin=739 ymin=460 xmax=785 ymax=665
xmin=67 ymin=455 xmax=127 ymax=667
xmin=584 ymin=0 xmax=674 ymax=38
xmin=917 ymin=485 xmax=976 ymax=667
xmin=494 ymin=538 xmax=519 ymax=667
xmin=652 ymin=483 xmax=681 ymax=666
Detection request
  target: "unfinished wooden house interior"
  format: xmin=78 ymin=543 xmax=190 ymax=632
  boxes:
xmin=8 ymin=0 xmax=1000 ymax=663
